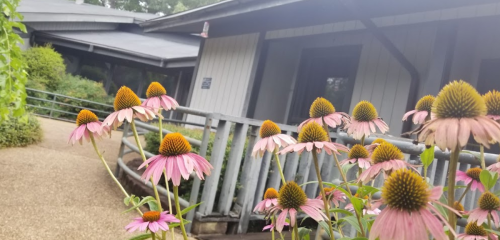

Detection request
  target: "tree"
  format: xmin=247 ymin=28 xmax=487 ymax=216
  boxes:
xmin=82 ymin=0 xmax=223 ymax=15
xmin=0 ymin=0 xmax=28 ymax=122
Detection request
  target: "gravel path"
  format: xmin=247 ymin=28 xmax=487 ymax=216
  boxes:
xmin=0 ymin=117 xmax=191 ymax=240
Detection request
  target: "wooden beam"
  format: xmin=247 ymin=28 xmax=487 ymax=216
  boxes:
xmin=338 ymin=0 xmax=420 ymax=133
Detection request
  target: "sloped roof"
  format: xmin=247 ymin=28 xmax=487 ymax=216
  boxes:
xmin=34 ymin=31 xmax=199 ymax=68
xmin=19 ymin=0 xmax=158 ymax=23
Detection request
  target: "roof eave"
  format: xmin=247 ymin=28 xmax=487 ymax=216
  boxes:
xmin=141 ymin=0 xmax=305 ymax=32
xmin=33 ymin=31 xmax=196 ymax=68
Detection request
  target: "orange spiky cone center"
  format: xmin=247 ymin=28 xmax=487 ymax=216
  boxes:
xmin=146 ymin=82 xmax=167 ymax=98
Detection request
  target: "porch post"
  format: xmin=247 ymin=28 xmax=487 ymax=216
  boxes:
xmin=104 ymin=63 xmax=115 ymax=94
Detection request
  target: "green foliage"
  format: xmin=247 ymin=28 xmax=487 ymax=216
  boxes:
xmin=0 ymin=114 xmax=43 ymax=148
xmin=480 ymin=169 xmax=498 ymax=191
xmin=23 ymin=44 xmax=65 ymax=91
xmin=0 ymin=0 xmax=28 ymax=122
xmin=53 ymin=74 xmax=113 ymax=119
xmin=128 ymin=234 xmax=151 ymax=240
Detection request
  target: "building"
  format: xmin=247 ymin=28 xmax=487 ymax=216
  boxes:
xmin=142 ymin=0 xmax=500 ymax=135
xmin=17 ymin=0 xmax=200 ymax=107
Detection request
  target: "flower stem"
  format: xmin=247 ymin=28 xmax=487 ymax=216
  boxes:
xmin=480 ymin=144 xmax=486 ymax=170
xmin=89 ymin=133 xmax=143 ymax=215
xmin=447 ymin=147 xmax=460 ymax=240
xmin=273 ymin=151 xmax=286 ymax=185
xmin=457 ymin=183 xmax=471 ymax=204
xmin=293 ymin=224 xmax=299 ymax=240
xmin=312 ymin=150 xmax=335 ymax=240
xmin=158 ymin=110 xmax=175 ymax=240
xmin=174 ymin=186 xmax=188 ymax=240
xmin=130 ymin=119 xmax=163 ymax=212
xmin=360 ymin=135 xmax=365 ymax=146
xmin=152 ymin=232 xmax=156 ymax=240
xmin=271 ymin=215 xmax=275 ymax=240
xmin=488 ymin=214 xmax=493 ymax=240
xmin=321 ymin=121 xmax=364 ymax=237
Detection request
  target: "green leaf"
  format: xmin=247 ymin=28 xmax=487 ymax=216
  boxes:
xmin=343 ymin=216 xmax=363 ymax=233
xmin=147 ymin=201 xmax=159 ymax=211
xmin=341 ymin=163 xmax=356 ymax=174
xmin=298 ymin=227 xmax=312 ymax=240
xmin=179 ymin=202 xmax=203 ymax=216
xmin=420 ymin=146 xmax=435 ymax=168
xmin=485 ymin=228 xmax=500 ymax=236
xmin=480 ymin=170 xmax=495 ymax=191
xmin=128 ymin=233 xmax=151 ymax=240
xmin=350 ymin=197 xmax=364 ymax=215
xmin=168 ymin=219 xmax=191 ymax=228
xmin=318 ymin=221 xmax=331 ymax=237
xmin=329 ymin=208 xmax=353 ymax=216
xmin=124 ymin=196 xmax=132 ymax=206
xmin=356 ymin=185 xmax=379 ymax=197
xmin=123 ymin=196 xmax=157 ymax=213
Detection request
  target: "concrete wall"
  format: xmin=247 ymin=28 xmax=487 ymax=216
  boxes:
xmin=187 ymin=33 xmax=260 ymax=124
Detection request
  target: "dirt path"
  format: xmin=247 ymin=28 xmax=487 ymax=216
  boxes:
xmin=0 ymin=118 xmax=191 ymax=240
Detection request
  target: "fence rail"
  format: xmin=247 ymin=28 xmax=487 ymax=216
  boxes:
xmin=26 ymin=88 xmax=499 ymax=237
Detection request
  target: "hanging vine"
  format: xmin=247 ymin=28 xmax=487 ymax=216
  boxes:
xmin=0 ymin=0 xmax=28 ymax=122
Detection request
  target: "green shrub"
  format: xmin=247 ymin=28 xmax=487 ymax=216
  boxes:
xmin=54 ymin=74 xmax=113 ymax=120
xmin=144 ymin=123 xmax=247 ymax=201
xmin=23 ymin=45 xmax=66 ymax=90
xmin=0 ymin=114 xmax=43 ymax=148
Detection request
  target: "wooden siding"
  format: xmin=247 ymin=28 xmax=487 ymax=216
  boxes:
xmin=265 ymin=2 xmax=500 ymax=40
xmin=187 ymin=33 xmax=260 ymax=124
xmin=350 ymin=25 xmax=437 ymax=135
xmin=450 ymin=18 xmax=500 ymax=88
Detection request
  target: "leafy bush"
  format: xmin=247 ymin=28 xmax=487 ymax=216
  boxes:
xmin=54 ymin=74 xmax=113 ymax=119
xmin=144 ymin=123 xmax=247 ymax=201
xmin=23 ymin=44 xmax=66 ymax=91
xmin=0 ymin=114 xmax=43 ymax=148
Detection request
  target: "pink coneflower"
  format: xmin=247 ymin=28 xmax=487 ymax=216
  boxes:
xmin=370 ymin=169 xmax=458 ymax=240
xmin=346 ymin=101 xmax=389 ymax=140
xmin=102 ymin=86 xmax=156 ymax=129
xmin=484 ymin=90 xmax=500 ymax=121
xmin=468 ymin=192 xmax=500 ymax=228
xmin=456 ymin=168 xmax=485 ymax=192
xmin=339 ymin=144 xmax=371 ymax=169
xmin=316 ymin=187 xmax=346 ymax=207
xmin=345 ymin=202 xmax=381 ymax=215
xmin=365 ymin=138 xmax=388 ymax=152
xmin=487 ymin=156 xmax=500 ymax=174
xmin=252 ymin=120 xmax=296 ymax=157
xmin=297 ymin=97 xmax=350 ymax=131
xmin=358 ymin=142 xmax=416 ymax=184
xmin=418 ymin=80 xmax=500 ymax=151
xmin=279 ymin=122 xmax=349 ymax=156
xmin=263 ymin=222 xmax=289 ymax=231
xmin=139 ymin=133 xmax=213 ymax=186
xmin=270 ymin=181 xmax=327 ymax=232
xmin=254 ymin=188 xmax=279 ymax=213
xmin=457 ymin=221 xmax=498 ymax=240
xmin=125 ymin=211 xmax=179 ymax=233
xmin=402 ymin=95 xmax=435 ymax=124
xmin=68 ymin=109 xmax=110 ymax=145
xmin=142 ymin=82 xmax=179 ymax=112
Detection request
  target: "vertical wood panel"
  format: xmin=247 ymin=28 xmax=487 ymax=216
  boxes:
xmin=187 ymin=33 xmax=260 ymax=124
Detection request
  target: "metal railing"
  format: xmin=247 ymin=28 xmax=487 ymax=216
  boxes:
xmin=27 ymin=88 xmax=499 ymax=236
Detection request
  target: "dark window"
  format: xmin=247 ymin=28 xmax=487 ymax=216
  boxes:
xmin=287 ymin=45 xmax=361 ymax=125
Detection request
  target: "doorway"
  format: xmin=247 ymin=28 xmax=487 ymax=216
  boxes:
xmin=287 ymin=45 xmax=361 ymax=125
